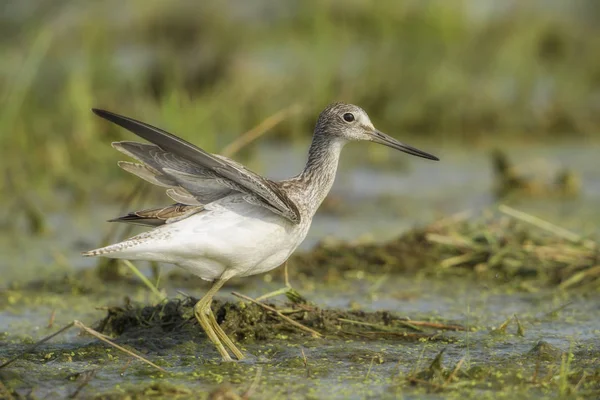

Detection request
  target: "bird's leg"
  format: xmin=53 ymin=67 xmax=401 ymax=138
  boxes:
xmin=207 ymin=311 xmax=245 ymax=360
xmin=194 ymin=278 xmax=233 ymax=361
xmin=255 ymin=261 xmax=293 ymax=302
xmin=283 ymin=260 xmax=291 ymax=287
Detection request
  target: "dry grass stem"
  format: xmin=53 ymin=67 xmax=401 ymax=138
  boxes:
xmin=231 ymin=292 xmax=323 ymax=338
xmin=221 ymin=104 xmax=302 ymax=157
xmin=73 ymin=320 xmax=166 ymax=373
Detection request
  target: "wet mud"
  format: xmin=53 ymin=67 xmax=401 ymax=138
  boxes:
xmin=2 ymin=209 xmax=600 ymax=399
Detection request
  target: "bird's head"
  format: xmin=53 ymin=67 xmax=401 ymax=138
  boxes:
xmin=315 ymin=103 xmax=439 ymax=161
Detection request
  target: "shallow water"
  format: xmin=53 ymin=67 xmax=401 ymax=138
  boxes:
xmin=2 ymin=141 xmax=600 ymax=282
xmin=2 ymin=276 xmax=598 ymax=399
xmin=1 ymin=141 xmax=600 ymax=398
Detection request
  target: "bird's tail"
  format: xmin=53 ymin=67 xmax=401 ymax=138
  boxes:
xmin=82 ymin=230 xmax=162 ymax=257
xmin=82 ymin=242 xmax=131 ymax=257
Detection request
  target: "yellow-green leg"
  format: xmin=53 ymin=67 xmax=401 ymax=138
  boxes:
xmin=194 ymin=278 xmax=243 ymax=361
xmin=208 ymin=311 xmax=244 ymax=360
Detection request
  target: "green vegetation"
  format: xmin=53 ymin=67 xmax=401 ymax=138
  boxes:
xmin=291 ymin=205 xmax=600 ymax=291
xmin=1 ymin=1 xmax=600 ymax=202
xmin=2 ymin=206 xmax=599 ymax=398
xmin=2 ymin=2 xmax=600 ymax=398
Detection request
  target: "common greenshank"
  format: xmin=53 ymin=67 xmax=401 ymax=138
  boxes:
xmin=83 ymin=103 xmax=439 ymax=361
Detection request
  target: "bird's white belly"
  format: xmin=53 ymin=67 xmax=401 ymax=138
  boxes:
xmin=148 ymin=196 xmax=310 ymax=280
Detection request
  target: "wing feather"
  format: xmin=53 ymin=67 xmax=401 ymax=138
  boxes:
xmin=165 ymin=187 xmax=202 ymax=205
xmin=109 ymin=204 xmax=204 ymax=226
xmin=93 ymin=109 xmax=301 ymax=224
xmin=117 ymin=161 xmax=174 ymax=188
xmin=114 ymin=141 xmax=235 ymax=204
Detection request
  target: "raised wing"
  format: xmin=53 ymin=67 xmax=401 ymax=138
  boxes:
xmin=93 ymin=108 xmax=301 ymax=224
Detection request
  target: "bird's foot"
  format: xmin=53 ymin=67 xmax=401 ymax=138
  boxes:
xmin=193 ymin=299 xmax=234 ymax=362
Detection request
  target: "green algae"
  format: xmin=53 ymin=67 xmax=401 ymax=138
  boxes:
xmin=3 ymin=277 xmax=599 ymax=399
xmin=2 ymin=209 xmax=600 ymax=398
xmin=2 ymin=297 xmax=599 ymax=398
xmin=528 ymin=341 xmax=564 ymax=362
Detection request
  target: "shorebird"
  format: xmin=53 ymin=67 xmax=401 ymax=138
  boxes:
xmin=83 ymin=103 xmax=439 ymax=361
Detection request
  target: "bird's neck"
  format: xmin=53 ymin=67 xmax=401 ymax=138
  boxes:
xmin=298 ymin=133 xmax=347 ymax=214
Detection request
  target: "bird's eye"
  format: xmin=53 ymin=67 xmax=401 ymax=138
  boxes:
xmin=343 ymin=113 xmax=355 ymax=122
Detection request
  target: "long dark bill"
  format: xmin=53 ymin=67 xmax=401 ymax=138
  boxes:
xmin=370 ymin=130 xmax=439 ymax=161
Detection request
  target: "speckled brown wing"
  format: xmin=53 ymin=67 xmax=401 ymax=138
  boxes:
xmin=109 ymin=204 xmax=204 ymax=226
xmin=93 ymin=109 xmax=301 ymax=224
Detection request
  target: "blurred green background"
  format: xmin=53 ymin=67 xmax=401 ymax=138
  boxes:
xmin=2 ymin=3 xmax=600 ymax=396
xmin=2 ymin=0 xmax=599 ymax=198
xmin=1 ymin=0 xmax=599 ymax=248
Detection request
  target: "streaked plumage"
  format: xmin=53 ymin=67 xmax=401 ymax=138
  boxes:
xmin=109 ymin=203 xmax=203 ymax=226
xmin=83 ymin=103 xmax=439 ymax=361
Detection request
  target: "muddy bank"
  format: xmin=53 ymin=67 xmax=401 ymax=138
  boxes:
xmin=3 ymin=271 xmax=600 ymax=398
xmin=96 ymin=297 xmax=462 ymax=347
xmin=2 ymin=289 xmax=599 ymax=399
xmin=3 ymin=207 xmax=600 ymax=397
xmin=288 ymin=207 xmax=599 ymax=290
